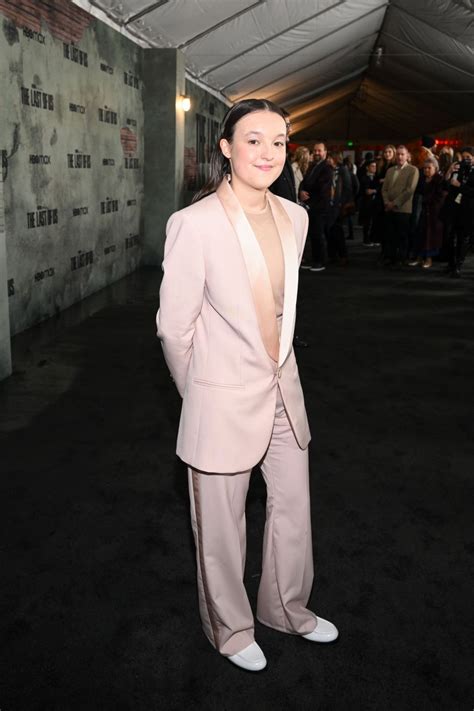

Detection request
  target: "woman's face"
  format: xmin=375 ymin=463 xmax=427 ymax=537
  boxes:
xmin=384 ymin=147 xmax=394 ymax=161
xmin=423 ymin=163 xmax=436 ymax=178
xmin=220 ymin=110 xmax=287 ymax=192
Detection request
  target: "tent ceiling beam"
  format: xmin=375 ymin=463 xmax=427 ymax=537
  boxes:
xmin=291 ymin=91 xmax=357 ymax=125
xmin=354 ymin=86 xmax=436 ymax=135
xmin=178 ymin=0 xmax=267 ymax=49
xmin=235 ymin=31 xmax=379 ymax=100
xmin=374 ymin=74 xmax=466 ymax=123
xmin=354 ymin=100 xmax=416 ymax=136
xmin=123 ymin=0 xmax=169 ymax=26
xmin=389 ymin=2 xmax=468 ymax=44
xmin=283 ymin=68 xmax=368 ymax=110
xmin=381 ymin=31 xmax=474 ymax=79
xmin=221 ymin=3 xmax=388 ymax=91
xmin=350 ymin=107 xmax=400 ymax=139
xmin=294 ymin=97 xmax=362 ymax=141
xmin=291 ymin=101 xmax=355 ymax=136
xmin=289 ymin=78 xmax=361 ymax=120
xmin=200 ymin=0 xmax=347 ymax=78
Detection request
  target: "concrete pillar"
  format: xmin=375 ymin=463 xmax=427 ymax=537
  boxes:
xmin=0 ymin=162 xmax=12 ymax=380
xmin=143 ymin=49 xmax=186 ymax=265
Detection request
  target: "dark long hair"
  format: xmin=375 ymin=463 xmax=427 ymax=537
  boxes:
xmin=192 ymin=98 xmax=288 ymax=203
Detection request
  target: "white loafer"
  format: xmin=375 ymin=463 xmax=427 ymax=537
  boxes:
xmin=302 ymin=617 xmax=339 ymax=643
xmin=227 ymin=642 xmax=267 ymax=671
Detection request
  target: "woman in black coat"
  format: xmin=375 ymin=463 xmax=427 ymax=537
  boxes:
xmin=372 ymin=145 xmax=396 ymax=254
xmin=409 ymin=158 xmax=446 ymax=269
xmin=358 ymin=159 xmax=380 ymax=246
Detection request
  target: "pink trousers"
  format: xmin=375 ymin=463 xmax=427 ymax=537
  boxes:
xmin=187 ymin=387 xmax=317 ymax=656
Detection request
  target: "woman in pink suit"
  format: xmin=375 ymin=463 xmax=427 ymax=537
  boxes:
xmin=156 ymin=99 xmax=338 ymax=671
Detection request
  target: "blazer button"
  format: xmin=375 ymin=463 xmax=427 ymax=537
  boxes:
xmin=277 ymin=368 xmax=282 ymax=378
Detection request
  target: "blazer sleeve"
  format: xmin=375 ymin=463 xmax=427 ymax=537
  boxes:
xmin=156 ymin=211 xmax=205 ymax=398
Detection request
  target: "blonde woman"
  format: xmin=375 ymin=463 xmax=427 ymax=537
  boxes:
xmin=372 ymin=145 xmax=396 ymax=253
xmin=292 ymin=145 xmax=310 ymax=195
xmin=438 ymin=146 xmax=454 ymax=178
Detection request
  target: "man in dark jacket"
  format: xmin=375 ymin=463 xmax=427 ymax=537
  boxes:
xmin=299 ymin=140 xmax=333 ymax=272
xmin=326 ymin=151 xmax=355 ymax=264
xmin=269 ymin=109 xmax=297 ymax=203
xmin=269 ymin=125 xmax=308 ymax=347
xmin=270 ymin=154 xmax=297 ymax=202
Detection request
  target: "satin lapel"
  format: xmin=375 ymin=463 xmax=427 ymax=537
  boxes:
xmin=267 ymin=192 xmax=299 ymax=367
xmin=216 ymin=180 xmax=279 ymax=362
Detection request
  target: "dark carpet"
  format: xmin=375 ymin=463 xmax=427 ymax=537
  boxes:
xmin=1 ymin=240 xmax=473 ymax=711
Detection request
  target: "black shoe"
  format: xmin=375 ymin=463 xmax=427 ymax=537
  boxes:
xmin=293 ymin=335 xmax=309 ymax=348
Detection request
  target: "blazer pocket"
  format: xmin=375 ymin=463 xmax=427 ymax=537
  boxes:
xmin=192 ymin=378 xmax=244 ymax=389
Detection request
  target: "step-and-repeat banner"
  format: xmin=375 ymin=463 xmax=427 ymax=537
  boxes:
xmin=0 ymin=0 xmax=144 ymax=334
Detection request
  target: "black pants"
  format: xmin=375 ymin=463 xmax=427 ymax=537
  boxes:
xmin=346 ymin=215 xmax=354 ymax=239
xmin=385 ymin=212 xmax=411 ymax=263
xmin=447 ymin=222 xmax=470 ymax=269
xmin=371 ymin=211 xmax=385 ymax=253
xmin=308 ymin=209 xmax=329 ymax=265
xmin=327 ymin=218 xmax=347 ymax=259
xmin=360 ymin=214 xmax=376 ymax=244
xmin=408 ymin=193 xmax=423 ymax=257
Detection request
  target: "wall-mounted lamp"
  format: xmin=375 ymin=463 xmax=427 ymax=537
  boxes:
xmin=180 ymin=95 xmax=191 ymax=112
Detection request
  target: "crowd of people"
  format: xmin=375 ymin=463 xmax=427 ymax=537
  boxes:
xmin=272 ymin=136 xmax=474 ymax=279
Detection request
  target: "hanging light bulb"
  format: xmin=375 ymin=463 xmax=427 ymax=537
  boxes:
xmin=374 ymin=46 xmax=384 ymax=67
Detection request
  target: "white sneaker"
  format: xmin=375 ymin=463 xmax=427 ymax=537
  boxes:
xmin=302 ymin=617 xmax=339 ymax=643
xmin=227 ymin=642 xmax=267 ymax=671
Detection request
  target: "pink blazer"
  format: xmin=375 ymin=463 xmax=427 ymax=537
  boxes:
xmin=156 ymin=179 xmax=311 ymax=473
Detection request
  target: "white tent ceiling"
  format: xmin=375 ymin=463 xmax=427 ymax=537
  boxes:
xmin=77 ymin=0 xmax=474 ymax=140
